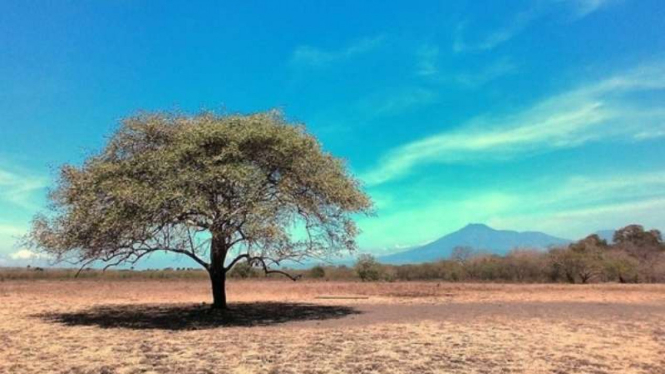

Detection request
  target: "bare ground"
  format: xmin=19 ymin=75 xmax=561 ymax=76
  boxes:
xmin=1 ymin=280 xmax=664 ymax=373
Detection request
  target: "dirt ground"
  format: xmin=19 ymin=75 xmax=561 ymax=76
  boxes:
xmin=1 ymin=280 xmax=664 ymax=374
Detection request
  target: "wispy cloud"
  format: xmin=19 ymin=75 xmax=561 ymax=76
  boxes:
xmin=357 ymin=190 xmax=518 ymax=250
xmin=454 ymin=0 xmax=619 ymax=53
xmin=0 ymin=167 xmax=47 ymax=210
xmin=415 ymin=45 xmax=516 ymax=88
xmin=362 ymin=61 xmax=665 ymax=185
xmin=359 ymin=169 xmax=665 ymax=248
xmin=358 ymin=87 xmax=439 ymax=117
xmin=290 ymin=36 xmax=385 ymax=68
xmin=0 ymin=223 xmax=25 ymax=237
xmin=415 ymin=44 xmax=440 ymax=77
xmin=491 ymin=198 xmax=665 ymax=240
xmin=0 ymin=223 xmax=30 ymax=263
xmin=565 ymin=0 xmax=619 ymax=18
xmin=454 ymin=57 xmax=517 ymax=88
xmin=506 ymin=170 xmax=665 ymax=219
xmin=453 ymin=8 xmax=539 ymax=53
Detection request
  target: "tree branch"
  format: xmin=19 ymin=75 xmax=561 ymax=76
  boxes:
xmin=224 ymin=253 xmax=250 ymax=272
xmin=250 ymin=256 xmax=301 ymax=281
xmin=74 ymin=258 xmax=99 ymax=278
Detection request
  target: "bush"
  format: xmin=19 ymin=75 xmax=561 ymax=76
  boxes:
xmin=228 ymin=262 xmax=257 ymax=279
xmin=504 ymin=249 xmax=547 ymax=282
xmin=355 ymin=254 xmax=382 ymax=281
xmin=603 ymin=249 xmax=639 ymax=283
xmin=308 ymin=265 xmax=326 ymax=279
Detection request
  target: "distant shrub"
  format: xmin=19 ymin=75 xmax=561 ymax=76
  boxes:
xmin=308 ymin=265 xmax=326 ymax=279
xmin=504 ymin=249 xmax=547 ymax=282
xmin=603 ymin=249 xmax=639 ymax=283
xmin=355 ymin=254 xmax=382 ymax=281
xmin=228 ymin=262 xmax=257 ymax=279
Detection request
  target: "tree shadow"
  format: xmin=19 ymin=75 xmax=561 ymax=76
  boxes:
xmin=38 ymin=302 xmax=361 ymax=330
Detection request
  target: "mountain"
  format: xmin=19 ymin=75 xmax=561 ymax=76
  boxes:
xmin=380 ymin=223 xmax=571 ymax=264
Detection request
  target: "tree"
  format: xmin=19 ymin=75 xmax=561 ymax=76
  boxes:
xmin=27 ymin=111 xmax=372 ymax=309
xmin=603 ymin=249 xmax=639 ymax=283
xmin=355 ymin=254 xmax=382 ymax=281
xmin=548 ymin=247 xmax=580 ymax=283
xmin=613 ymin=225 xmax=664 ymax=282
xmin=505 ymin=249 xmax=546 ymax=282
xmin=548 ymin=235 xmax=606 ymax=284
xmin=613 ymin=225 xmax=662 ymax=248
xmin=569 ymin=234 xmax=606 ymax=283
xmin=308 ymin=265 xmax=326 ymax=279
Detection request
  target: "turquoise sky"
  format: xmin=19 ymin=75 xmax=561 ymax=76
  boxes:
xmin=1 ymin=0 xmax=664 ymax=266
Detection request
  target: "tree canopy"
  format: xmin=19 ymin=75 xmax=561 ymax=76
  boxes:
xmin=28 ymin=111 xmax=373 ymax=307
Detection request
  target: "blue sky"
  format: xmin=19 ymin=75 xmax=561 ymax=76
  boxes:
xmin=1 ymin=0 xmax=665 ymax=266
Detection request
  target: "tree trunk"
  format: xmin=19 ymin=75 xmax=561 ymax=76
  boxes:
xmin=209 ymin=269 xmax=227 ymax=309
xmin=209 ymin=232 xmax=228 ymax=309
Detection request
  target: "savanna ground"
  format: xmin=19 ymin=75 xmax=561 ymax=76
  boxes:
xmin=1 ymin=280 xmax=664 ymax=374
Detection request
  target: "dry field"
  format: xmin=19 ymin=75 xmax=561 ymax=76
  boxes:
xmin=1 ymin=280 xmax=664 ymax=374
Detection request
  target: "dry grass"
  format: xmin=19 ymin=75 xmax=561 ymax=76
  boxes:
xmin=1 ymin=280 xmax=664 ymax=373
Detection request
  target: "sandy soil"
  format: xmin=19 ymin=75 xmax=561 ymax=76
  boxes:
xmin=1 ymin=280 xmax=664 ymax=373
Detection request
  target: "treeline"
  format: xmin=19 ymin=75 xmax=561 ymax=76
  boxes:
xmin=227 ymin=224 xmax=665 ymax=283
xmin=349 ymin=224 xmax=665 ymax=283
xmin=0 ymin=267 xmax=209 ymax=281
xmin=3 ymin=225 xmax=662 ymax=283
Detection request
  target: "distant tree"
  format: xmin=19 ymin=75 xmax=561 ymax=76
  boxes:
xmin=355 ymin=254 xmax=382 ymax=281
xmin=308 ymin=265 xmax=326 ymax=279
xmin=573 ymin=234 xmax=608 ymax=249
xmin=613 ymin=225 xmax=664 ymax=282
xmin=603 ymin=249 xmax=639 ymax=283
xmin=465 ymin=254 xmax=503 ymax=281
xmin=505 ymin=249 xmax=545 ymax=282
xmin=450 ymin=246 xmax=475 ymax=264
xmin=572 ymin=235 xmax=607 ymax=283
xmin=27 ymin=111 xmax=372 ymax=308
xmin=613 ymin=225 xmax=662 ymax=247
xmin=548 ymin=247 xmax=579 ymax=283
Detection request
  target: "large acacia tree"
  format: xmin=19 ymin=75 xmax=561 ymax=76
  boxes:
xmin=28 ymin=111 xmax=372 ymax=308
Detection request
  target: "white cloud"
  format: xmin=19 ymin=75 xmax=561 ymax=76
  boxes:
xmin=0 ymin=224 xmax=29 ymax=262
xmin=9 ymin=249 xmax=42 ymax=260
xmin=0 ymin=248 xmax=52 ymax=267
xmin=290 ymin=36 xmax=385 ymax=68
xmin=362 ymin=61 xmax=665 ymax=185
